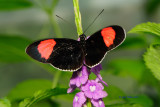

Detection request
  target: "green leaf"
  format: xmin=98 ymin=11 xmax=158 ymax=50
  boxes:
xmin=128 ymin=22 xmax=160 ymax=37
xmin=7 ymin=79 xmax=52 ymax=102
xmin=108 ymin=59 xmax=145 ymax=80
xmin=103 ymin=85 xmax=126 ymax=105
xmin=127 ymin=95 xmax=153 ymax=107
xmin=0 ymin=35 xmax=31 ymax=62
xmin=0 ymin=0 xmax=32 ymax=11
xmin=0 ymin=98 xmax=11 ymax=107
xmin=19 ymin=88 xmax=67 ymax=107
xmin=144 ymin=44 xmax=160 ymax=80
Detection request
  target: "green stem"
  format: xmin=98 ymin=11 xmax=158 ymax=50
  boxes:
xmin=86 ymin=99 xmax=92 ymax=107
xmin=52 ymin=70 xmax=61 ymax=88
xmin=73 ymin=0 xmax=83 ymax=36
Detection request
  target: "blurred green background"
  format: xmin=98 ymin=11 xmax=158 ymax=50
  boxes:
xmin=0 ymin=0 xmax=160 ymax=107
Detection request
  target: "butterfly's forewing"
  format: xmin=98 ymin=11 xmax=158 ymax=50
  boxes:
xmin=26 ymin=38 xmax=84 ymax=71
xmin=85 ymin=25 xmax=126 ymax=67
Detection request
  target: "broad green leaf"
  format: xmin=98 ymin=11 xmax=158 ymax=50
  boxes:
xmin=7 ymin=79 xmax=52 ymax=102
xmin=144 ymin=44 xmax=160 ymax=80
xmin=108 ymin=59 xmax=145 ymax=80
xmin=0 ymin=35 xmax=31 ymax=62
xmin=0 ymin=0 xmax=32 ymax=11
xmin=127 ymin=95 xmax=153 ymax=107
xmin=103 ymin=85 xmax=126 ymax=105
xmin=128 ymin=22 xmax=160 ymax=37
xmin=19 ymin=88 xmax=67 ymax=107
xmin=0 ymin=98 xmax=11 ymax=107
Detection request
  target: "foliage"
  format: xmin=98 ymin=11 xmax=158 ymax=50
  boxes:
xmin=0 ymin=98 xmax=11 ymax=107
xmin=19 ymin=88 xmax=67 ymax=107
xmin=144 ymin=44 xmax=160 ymax=81
xmin=0 ymin=0 xmax=32 ymax=11
xmin=0 ymin=35 xmax=31 ymax=62
xmin=129 ymin=22 xmax=160 ymax=81
xmin=7 ymin=79 xmax=52 ymax=102
xmin=128 ymin=22 xmax=160 ymax=37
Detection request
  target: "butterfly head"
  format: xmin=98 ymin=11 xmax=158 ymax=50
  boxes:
xmin=79 ymin=34 xmax=86 ymax=42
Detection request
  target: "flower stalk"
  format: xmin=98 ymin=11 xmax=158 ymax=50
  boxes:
xmin=73 ymin=0 xmax=83 ymax=36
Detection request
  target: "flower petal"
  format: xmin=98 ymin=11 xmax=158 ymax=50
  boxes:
xmin=69 ymin=65 xmax=89 ymax=88
xmin=91 ymin=99 xmax=105 ymax=107
xmin=84 ymin=91 xmax=93 ymax=99
xmin=95 ymin=74 xmax=108 ymax=87
xmin=67 ymin=85 xmax=76 ymax=93
xmin=91 ymin=64 xmax=102 ymax=74
xmin=93 ymin=91 xmax=108 ymax=99
xmin=73 ymin=92 xmax=86 ymax=107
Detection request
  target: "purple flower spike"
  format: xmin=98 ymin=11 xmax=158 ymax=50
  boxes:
xmin=81 ymin=80 xmax=108 ymax=100
xmin=73 ymin=92 xmax=86 ymax=107
xmin=69 ymin=66 xmax=89 ymax=87
xmin=91 ymin=99 xmax=105 ymax=107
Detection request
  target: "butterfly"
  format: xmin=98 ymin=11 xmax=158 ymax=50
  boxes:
xmin=26 ymin=25 xmax=126 ymax=71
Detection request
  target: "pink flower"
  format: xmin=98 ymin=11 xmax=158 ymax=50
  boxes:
xmin=81 ymin=80 xmax=108 ymax=100
xmin=73 ymin=92 xmax=87 ymax=107
xmin=91 ymin=99 xmax=105 ymax=107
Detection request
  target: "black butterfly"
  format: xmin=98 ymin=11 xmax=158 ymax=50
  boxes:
xmin=26 ymin=25 xmax=125 ymax=71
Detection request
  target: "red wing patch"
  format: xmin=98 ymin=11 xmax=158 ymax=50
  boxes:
xmin=37 ymin=39 xmax=56 ymax=60
xmin=101 ymin=27 xmax=116 ymax=47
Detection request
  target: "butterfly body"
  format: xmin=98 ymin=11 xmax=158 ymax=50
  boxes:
xmin=26 ymin=25 xmax=125 ymax=71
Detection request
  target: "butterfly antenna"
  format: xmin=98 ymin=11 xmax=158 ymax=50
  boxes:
xmin=56 ymin=15 xmax=76 ymax=29
xmin=83 ymin=9 xmax=104 ymax=34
